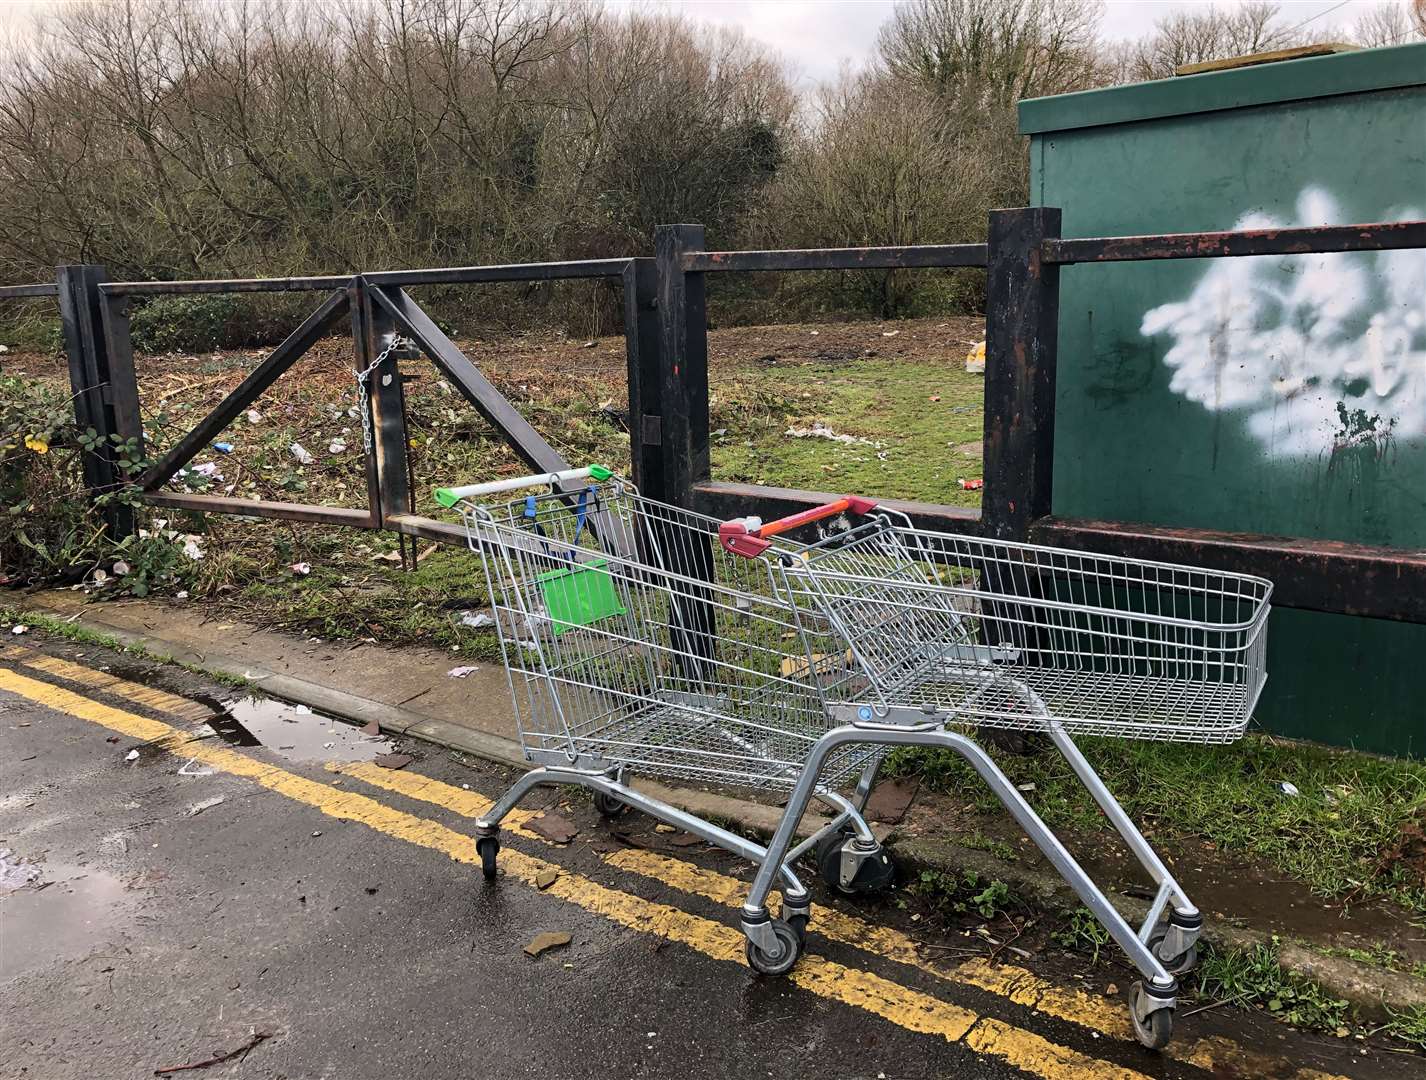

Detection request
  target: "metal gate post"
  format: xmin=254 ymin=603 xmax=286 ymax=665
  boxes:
xmin=349 ymin=276 xmax=409 ymax=528
xmin=653 ymin=225 xmax=709 ymax=510
xmin=56 ymin=264 xmax=135 ymax=537
xmin=982 ymin=207 xmax=1062 ymax=543
xmin=623 ymin=257 xmax=664 ymax=499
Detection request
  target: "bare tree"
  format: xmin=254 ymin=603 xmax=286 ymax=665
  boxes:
xmin=1123 ymin=2 xmax=1326 ymax=81
xmin=1351 ymin=1 xmax=1425 ymax=46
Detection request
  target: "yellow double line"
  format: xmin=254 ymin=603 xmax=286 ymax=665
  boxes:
xmin=0 ymin=654 xmax=1348 ymax=1080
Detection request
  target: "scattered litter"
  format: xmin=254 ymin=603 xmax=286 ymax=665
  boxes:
xmin=294 ymin=704 xmax=312 ymax=715
xmin=212 ymin=441 xmax=234 ymax=454
xmin=523 ymin=931 xmax=572 ymax=958
xmin=186 ymin=796 xmax=226 ymax=817
xmin=0 ymin=848 xmax=41 ymax=892
xmin=153 ymin=1030 xmax=274 ymax=1075
xmin=784 ymin=422 xmax=879 ymax=447
xmin=447 ymin=666 xmax=480 ymax=678
xmin=192 ymin=461 xmax=222 ymax=478
xmin=176 ymin=590 xmax=189 ymax=599
xmin=929 ymin=394 xmax=941 ymax=402
xmin=245 ymin=409 xmax=262 ymax=424
xmin=178 ymin=759 xmax=215 ymax=776
xmin=459 ymin=611 xmax=496 ymax=629
xmin=580 ymin=340 xmax=597 ymax=349
xmin=528 ymin=812 xmax=578 ymax=844
xmin=125 ymin=749 xmax=140 ymax=762
xmin=372 ymin=550 xmax=402 ymax=563
xmin=882 ymin=329 xmax=900 ymax=338
xmin=1275 ymin=781 xmax=1301 ymax=797
xmin=809 ymin=329 xmax=820 ymax=336
xmin=311 ymin=830 xmax=322 ymax=837
xmin=181 ymin=535 xmax=205 ymax=561
xmin=654 ymin=823 xmax=677 ymax=834
xmin=536 ymin=869 xmax=559 ymax=890
xmin=289 ymin=442 xmax=315 ymax=465
xmin=1105 ymin=982 xmax=1120 ymax=996
xmin=965 ymin=340 xmax=986 ymax=373
xmin=1016 ymin=781 xmax=1036 ymax=793
xmin=289 ymin=562 xmax=311 ymax=576
xmin=958 ymin=478 xmax=984 ymax=491
xmin=361 ymin=720 xmax=381 ymax=737
xmin=10 ymin=624 xmax=27 ymax=635
xmin=328 ymin=438 xmax=347 ymax=455
xmin=374 ymin=753 xmax=413 ymax=770
xmin=322 ymin=741 xmax=334 ymax=749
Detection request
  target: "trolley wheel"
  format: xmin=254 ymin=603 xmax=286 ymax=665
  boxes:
xmin=815 ymin=832 xmax=896 ymax=897
xmin=1128 ymin=982 xmax=1174 ymax=1050
xmin=785 ymin=911 xmax=811 ymax=947
xmin=476 ymin=835 xmax=500 ymax=881
xmin=745 ymin=919 xmax=801 ymax=977
xmin=1147 ymin=923 xmax=1198 ymax=976
xmin=593 ymin=791 xmax=625 ymax=819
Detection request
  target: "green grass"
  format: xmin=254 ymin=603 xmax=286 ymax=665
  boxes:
xmin=1195 ymin=938 xmax=1353 ymax=1034
xmin=885 ymin=735 xmax=1426 ymax=915
xmin=710 ymin=356 xmax=984 ymax=504
xmin=1318 ymin=944 xmax=1426 ymax=981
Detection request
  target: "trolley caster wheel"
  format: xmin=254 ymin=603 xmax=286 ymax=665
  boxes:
xmin=1147 ymin=923 xmax=1198 ymax=976
xmin=785 ymin=910 xmax=811 ymax=947
xmin=745 ymin=919 xmax=801 ymax=976
xmin=816 ymin=833 xmax=896 ymax=897
xmin=475 ymin=835 xmax=500 ymax=881
xmin=593 ymin=791 xmax=625 ymax=819
xmin=1128 ymin=981 xmax=1175 ymax=1051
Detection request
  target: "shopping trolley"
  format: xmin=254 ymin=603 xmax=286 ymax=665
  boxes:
xmin=718 ymin=496 xmax=1271 ymax=1048
xmin=434 ymin=466 xmax=897 ymax=944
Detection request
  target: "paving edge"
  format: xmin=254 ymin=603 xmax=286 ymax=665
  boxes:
xmin=11 ymin=597 xmax=1425 ymax=1024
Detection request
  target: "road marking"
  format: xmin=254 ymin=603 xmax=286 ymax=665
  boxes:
xmin=0 ymin=646 xmax=214 ymax=722
xmin=334 ymin=758 xmax=1350 ymax=1080
xmin=1 ymin=666 xmax=1161 ymax=1080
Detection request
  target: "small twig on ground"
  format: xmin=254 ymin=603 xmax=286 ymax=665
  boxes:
xmin=153 ymin=1030 xmax=274 ymax=1075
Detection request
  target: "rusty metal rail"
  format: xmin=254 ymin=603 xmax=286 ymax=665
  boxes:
xmin=4 ymin=212 xmax=1424 ymax=623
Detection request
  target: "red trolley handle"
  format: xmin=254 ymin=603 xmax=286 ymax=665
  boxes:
xmin=718 ymin=496 xmax=879 ymax=558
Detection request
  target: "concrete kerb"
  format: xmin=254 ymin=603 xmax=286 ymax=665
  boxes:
xmin=11 ymin=595 xmax=1424 ymax=1024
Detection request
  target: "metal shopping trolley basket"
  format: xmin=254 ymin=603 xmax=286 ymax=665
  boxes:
xmin=718 ymin=496 xmax=1272 ymax=1048
xmin=433 ymin=466 xmax=898 ymax=943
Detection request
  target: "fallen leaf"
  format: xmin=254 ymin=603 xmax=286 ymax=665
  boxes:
xmin=668 ymin=833 xmax=703 ymax=848
xmin=374 ymin=753 xmax=413 ymax=770
xmin=536 ymin=869 xmax=559 ymax=890
xmin=654 ymin=823 xmax=677 ymax=834
xmin=524 ymin=931 xmax=572 ymax=957
xmin=361 ymin=720 xmax=381 ymax=737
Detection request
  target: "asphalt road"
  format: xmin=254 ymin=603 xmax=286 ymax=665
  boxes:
xmin=0 ymin=637 xmax=1414 ymax=1080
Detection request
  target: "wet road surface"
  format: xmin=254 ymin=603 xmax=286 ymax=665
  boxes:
xmin=1 ymin=639 xmax=1415 ymax=1079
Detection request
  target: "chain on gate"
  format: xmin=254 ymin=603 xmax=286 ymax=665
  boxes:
xmin=355 ymin=333 xmax=415 ymax=453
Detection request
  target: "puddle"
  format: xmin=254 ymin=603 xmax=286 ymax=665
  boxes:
xmin=0 ymin=861 xmax=136 ymax=981
xmin=200 ymin=697 xmax=394 ymax=763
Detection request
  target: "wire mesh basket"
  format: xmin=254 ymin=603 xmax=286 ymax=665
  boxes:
xmin=453 ymin=479 xmax=883 ymax=789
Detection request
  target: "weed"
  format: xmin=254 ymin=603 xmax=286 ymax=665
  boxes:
xmin=1319 ymin=944 xmax=1426 ymax=980
xmin=911 ymin=868 xmax=1016 ymax=920
xmin=960 ymin=832 xmax=1018 ymax=862
xmin=1051 ymin=906 xmax=1112 ymax=964
xmin=1383 ymin=1003 xmax=1426 ymax=1050
xmin=1196 ymin=938 xmax=1352 ymax=1033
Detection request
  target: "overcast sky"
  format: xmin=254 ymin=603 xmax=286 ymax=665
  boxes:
xmin=0 ymin=0 xmax=1396 ymax=86
xmin=618 ymin=1 xmax=1393 ymax=84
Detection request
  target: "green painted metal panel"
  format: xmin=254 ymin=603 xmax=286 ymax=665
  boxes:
xmin=1025 ymin=46 xmax=1426 ymax=755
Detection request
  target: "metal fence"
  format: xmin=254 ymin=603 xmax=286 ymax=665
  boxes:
xmin=5 ymin=208 xmax=1424 ymax=624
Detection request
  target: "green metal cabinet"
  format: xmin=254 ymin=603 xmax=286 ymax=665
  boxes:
xmin=1020 ymin=43 xmax=1426 ymax=756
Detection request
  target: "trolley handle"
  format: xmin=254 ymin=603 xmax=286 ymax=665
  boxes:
xmin=434 ymin=464 xmax=613 ymax=508
xmin=719 ymin=496 xmax=878 ymax=558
